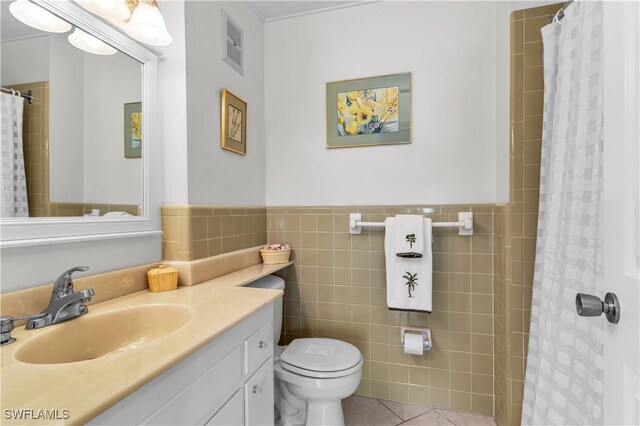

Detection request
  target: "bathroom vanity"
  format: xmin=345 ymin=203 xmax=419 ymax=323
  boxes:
xmin=89 ymin=304 xmax=275 ymax=425
xmin=0 ymin=259 xmax=290 ymax=425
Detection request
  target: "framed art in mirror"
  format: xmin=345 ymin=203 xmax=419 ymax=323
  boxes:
xmin=124 ymin=102 xmax=142 ymax=158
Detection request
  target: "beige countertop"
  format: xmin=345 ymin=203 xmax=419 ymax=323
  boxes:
xmin=0 ymin=262 xmax=291 ymax=425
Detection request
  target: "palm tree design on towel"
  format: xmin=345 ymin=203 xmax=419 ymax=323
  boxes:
xmin=403 ymin=271 xmax=418 ymax=298
xmin=405 ymin=233 xmax=416 ymax=249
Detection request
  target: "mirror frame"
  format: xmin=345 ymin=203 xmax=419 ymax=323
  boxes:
xmin=0 ymin=0 xmax=161 ymax=248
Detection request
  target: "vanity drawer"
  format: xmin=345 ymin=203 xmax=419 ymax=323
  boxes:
xmin=243 ymin=321 xmax=272 ymax=375
xmin=244 ymin=359 xmax=274 ymax=426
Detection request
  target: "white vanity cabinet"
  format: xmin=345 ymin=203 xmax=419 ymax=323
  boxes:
xmin=89 ymin=303 xmax=275 ymax=426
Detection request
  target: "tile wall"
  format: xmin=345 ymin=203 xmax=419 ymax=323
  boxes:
xmin=46 ymin=202 xmax=140 ymax=217
xmin=493 ymin=4 xmax=562 ymax=425
xmin=161 ymin=205 xmax=267 ymax=261
xmin=10 ymin=82 xmax=49 ymax=217
xmin=267 ymin=205 xmax=495 ymax=416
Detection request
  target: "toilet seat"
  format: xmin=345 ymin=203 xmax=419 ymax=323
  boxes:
xmin=280 ymin=338 xmax=363 ymax=379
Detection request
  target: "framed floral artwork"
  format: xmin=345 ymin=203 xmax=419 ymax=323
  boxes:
xmin=124 ymin=102 xmax=142 ymax=158
xmin=221 ymin=88 xmax=247 ymax=155
xmin=326 ymin=73 xmax=411 ymax=148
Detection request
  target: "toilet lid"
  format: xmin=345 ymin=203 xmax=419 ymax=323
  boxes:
xmin=280 ymin=338 xmax=362 ymax=374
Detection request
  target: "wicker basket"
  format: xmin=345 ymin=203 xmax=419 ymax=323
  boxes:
xmin=260 ymin=248 xmax=292 ymax=265
xmin=147 ymin=264 xmax=179 ymax=292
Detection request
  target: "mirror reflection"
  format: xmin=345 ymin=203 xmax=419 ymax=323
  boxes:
xmin=1 ymin=1 xmax=143 ymax=218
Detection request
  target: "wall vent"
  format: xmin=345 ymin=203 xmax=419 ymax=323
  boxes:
xmin=221 ymin=10 xmax=244 ymax=75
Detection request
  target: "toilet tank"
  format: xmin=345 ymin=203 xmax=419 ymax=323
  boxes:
xmin=244 ymin=275 xmax=285 ymax=344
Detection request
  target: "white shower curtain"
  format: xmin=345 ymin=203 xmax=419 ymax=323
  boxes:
xmin=521 ymin=1 xmax=604 ymax=425
xmin=1 ymin=92 xmax=29 ymax=217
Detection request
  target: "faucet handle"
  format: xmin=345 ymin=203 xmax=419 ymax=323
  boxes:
xmin=51 ymin=266 xmax=89 ymax=300
xmin=1 ymin=317 xmax=16 ymax=346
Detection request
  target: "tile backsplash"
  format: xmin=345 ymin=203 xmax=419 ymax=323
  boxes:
xmin=162 ymin=205 xmax=267 ymax=261
xmin=268 ymin=205 xmax=496 ymax=416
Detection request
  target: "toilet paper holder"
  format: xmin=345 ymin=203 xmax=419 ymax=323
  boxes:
xmin=401 ymin=327 xmax=432 ymax=352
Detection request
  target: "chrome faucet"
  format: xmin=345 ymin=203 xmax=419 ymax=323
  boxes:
xmin=25 ymin=266 xmax=95 ymax=330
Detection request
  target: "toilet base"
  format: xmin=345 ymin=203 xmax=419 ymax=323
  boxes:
xmin=275 ymin=377 xmax=346 ymax=426
xmin=306 ymin=400 xmax=344 ymax=426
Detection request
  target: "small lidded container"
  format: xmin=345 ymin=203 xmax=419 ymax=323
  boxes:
xmin=147 ymin=264 xmax=179 ymax=292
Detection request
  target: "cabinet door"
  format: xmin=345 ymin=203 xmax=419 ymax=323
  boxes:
xmin=244 ymin=359 xmax=274 ymax=426
xmin=206 ymin=390 xmax=243 ymax=426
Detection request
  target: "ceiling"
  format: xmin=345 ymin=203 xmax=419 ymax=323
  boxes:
xmin=247 ymin=1 xmax=367 ymax=22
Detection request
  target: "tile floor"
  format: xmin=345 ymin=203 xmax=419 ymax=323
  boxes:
xmin=342 ymin=396 xmax=496 ymax=426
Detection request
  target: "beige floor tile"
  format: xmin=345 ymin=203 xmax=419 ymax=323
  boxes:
xmin=379 ymin=399 xmax=434 ymax=421
xmin=343 ymin=396 xmax=403 ymax=426
xmin=400 ymin=410 xmax=455 ymax=425
xmin=435 ymin=409 xmax=496 ymax=426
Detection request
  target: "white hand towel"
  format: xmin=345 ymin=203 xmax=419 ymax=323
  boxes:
xmin=385 ymin=217 xmax=432 ymax=313
xmin=395 ymin=214 xmax=424 ymax=258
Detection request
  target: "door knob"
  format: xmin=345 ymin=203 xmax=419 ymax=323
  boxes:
xmin=575 ymin=292 xmax=620 ymax=324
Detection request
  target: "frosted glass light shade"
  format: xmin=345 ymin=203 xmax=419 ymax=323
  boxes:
xmin=124 ymin=2 xmax=172 ymax=46
xmin=76 ymin=0 xmax=131 ymax=22
xmin=9 ymin=0 xmax=72 ymax=33
xmin=68 ymin=28 xmax=117 ymax=55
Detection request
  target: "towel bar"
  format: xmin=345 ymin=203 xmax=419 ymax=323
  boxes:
xmin=349 ymin=212 xmax=473 ymax=236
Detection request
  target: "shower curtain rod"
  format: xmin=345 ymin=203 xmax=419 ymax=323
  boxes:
xmin=0 ymin=87 xmax=33 ymax=104
xmin=548 ymin=0 xmax=574 ymax=24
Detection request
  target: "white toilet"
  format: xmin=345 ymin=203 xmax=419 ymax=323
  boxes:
xmin=247 ymin=275 xmax=363 ymax=426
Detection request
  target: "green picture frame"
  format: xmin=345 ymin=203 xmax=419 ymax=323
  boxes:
xmin=124 ymin=102 xmax=142 ymax=158
xmin=326 ymin=72 xmax=411 ymax=149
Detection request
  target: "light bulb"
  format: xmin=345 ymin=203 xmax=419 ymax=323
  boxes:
xmin=68 ymin=28 xmax=117 ymax=55
xmin=124 ymin=2 xmax=172 ymax=46
xmin=139 ymin=23 xmax=158 ymax=39
xmin=9 ymin=0 xmax=72 ymax=33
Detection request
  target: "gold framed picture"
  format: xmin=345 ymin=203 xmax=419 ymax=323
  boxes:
xmin=221 ymin=88 xmax=247 ymax=155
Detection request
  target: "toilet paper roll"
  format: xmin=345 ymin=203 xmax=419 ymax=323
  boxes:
xmin=403 ymin=332 xmax=424 ymax=356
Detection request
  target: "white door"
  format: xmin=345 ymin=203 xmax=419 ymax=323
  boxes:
xmin=602 ymin=1 xmax=640 ymax=424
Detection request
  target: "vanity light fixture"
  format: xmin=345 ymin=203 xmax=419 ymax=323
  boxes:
xmin=75 ymin=0 xmax=131 ymax=22
xmin=9 ymin=0 xmax=72 ymax=33
xmin=68 ymin=28 xmax=117 ymax=55
xmin=124 ymin=0 xmax=172 ymax=46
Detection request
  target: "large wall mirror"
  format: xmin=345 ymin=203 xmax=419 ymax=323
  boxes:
xmin=0 ymin=0 xmax=160 ymax=245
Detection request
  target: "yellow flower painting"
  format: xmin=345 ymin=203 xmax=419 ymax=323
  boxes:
xmin=336 ymin=86 xmax=399 ymax=137
xmin=124 ymin=102 xmax=142 ymax=158
xmin=131 ymin=112 xmax=142 ymax=149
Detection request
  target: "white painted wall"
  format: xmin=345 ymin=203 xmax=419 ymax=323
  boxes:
xmin=0 ymin=37 xmax=49 ymax=85
xmin=82 ymin=52 xmax=142 ymax=205
xmin=158 ymin=0 xmax=189 ymax=204
xmin=264 ymin=1 xmax=499 ymax=206
xmin=1 ymin=35 xmax=142 ymax=205
xmin=184 ymin=1 xmax=265 ymax=206
xmin=49 ymin=36 xmax=85 ymax=203
xmin=495 ymin=1 xmax=511 ymax=203
xmin=0 ymin=235 xmax=161 ymax=292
